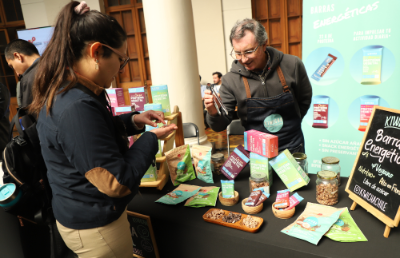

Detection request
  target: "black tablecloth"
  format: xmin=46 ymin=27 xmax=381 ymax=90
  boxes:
xmin=128 ymin=165 xmax=400 ymax=258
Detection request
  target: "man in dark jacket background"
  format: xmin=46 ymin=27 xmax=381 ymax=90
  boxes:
xmin=0 ymin=82 xmax=10 ymax=159
xmin=204 ymin=18 xmax=312 ymax=153
xmin=5 ymin=39 xmax=40 ymax=128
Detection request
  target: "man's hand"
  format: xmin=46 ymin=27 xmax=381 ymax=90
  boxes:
xmin=133 ymin=110 xmax=165 ymax=128
xmin=203 ymin=89 xmax=220 ymax=116
xmin=150 ymin=124 xmax=178 ymax=139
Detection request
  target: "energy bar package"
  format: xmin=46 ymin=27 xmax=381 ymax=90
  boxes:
xmin=312 ymin=96 xmax=329 ymax=129
xmin=358 ymin=95 xmax=379 ymax=132
xmin=311 ymin=54 xmax=337 ymax=81
xmin=361 ymin=46 xmax=383 ymax=85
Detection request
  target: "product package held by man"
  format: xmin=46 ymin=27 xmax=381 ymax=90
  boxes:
xmin=204 ymin=18 xmax=312 ymax=153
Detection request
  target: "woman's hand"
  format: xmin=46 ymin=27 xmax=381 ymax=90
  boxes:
xmin=203 ymin=89 xmax=220 ymax=116
xmin=133 ymin=110 xmax=165 ymax=128
xmin=150 ymin=124 xmax=178 ymax=139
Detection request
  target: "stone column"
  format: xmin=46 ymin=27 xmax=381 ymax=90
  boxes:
xmin=143 ymin=0 xmax=209 ymax=146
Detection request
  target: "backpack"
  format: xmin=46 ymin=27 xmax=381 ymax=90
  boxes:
xmin=1 ymin=108 xmax=51 ymax=222
xmin=1 ymin=108 xmax=74 ymax=258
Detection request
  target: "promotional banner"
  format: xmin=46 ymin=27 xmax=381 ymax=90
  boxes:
xmin=17 ymin=27 xmax=54 ymax=56
xmin=302 ymin=0 xmax=400 ymax=176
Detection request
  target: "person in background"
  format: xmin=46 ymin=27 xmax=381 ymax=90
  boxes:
xmin=212 ymin=71 xmax=222 ymax=95
xmin=199 ymin=75 xmax=209 ymax=128
xmin=5 ymin=39 xmax=40 ymax=128
xmin=0 ymin=82 xmax=10 ymax=159
xmin=5 ymin=39 xmax=40 ymax=109
xmin=204 ymin=18 xmax=312 ymax=153
xmin=29 ymin=1 xmax=177 ymax=257
xmin=200 ymin=75 xmax=206 ymax=99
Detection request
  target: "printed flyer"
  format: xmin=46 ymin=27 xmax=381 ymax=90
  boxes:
xmin=302 ymin=0 xmax=400 ymax=176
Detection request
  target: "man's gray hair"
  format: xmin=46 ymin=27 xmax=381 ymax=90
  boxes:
xmin=230 ymin=18 xmax=268 ymax=46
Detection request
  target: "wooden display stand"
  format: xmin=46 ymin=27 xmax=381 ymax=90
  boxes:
xmin=139 ymin=105 xmax=184 ymax=190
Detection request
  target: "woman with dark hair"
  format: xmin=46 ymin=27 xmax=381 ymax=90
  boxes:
xmin=29 ymin=2 xmax=176 ymax=257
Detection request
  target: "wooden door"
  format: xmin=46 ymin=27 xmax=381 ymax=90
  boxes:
xmin=105 ymin=0 xmax=152 ymax=104
xmin=0 ymin=0 xmax=25 ymax=123
xmin=252 ymin=0 xmax=303 ymax=58
xmin=0 ymin=28 xmax=18 ymax=121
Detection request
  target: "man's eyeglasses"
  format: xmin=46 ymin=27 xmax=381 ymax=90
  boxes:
xmin=230 ymin=45 xmax=260 ymax=61
xmin=99 ymin=43 xmax=130 ymax=71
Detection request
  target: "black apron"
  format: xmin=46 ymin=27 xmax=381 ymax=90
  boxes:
xmin=243 ymin=65 xmax=305 ymax=153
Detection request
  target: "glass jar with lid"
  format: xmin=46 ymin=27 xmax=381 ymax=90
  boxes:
xmin=293 ymin=152 xmax=308 ymax=175
xmin=316 ymin=170 xmax=338 ymax=206
xmin=249 ymin=173 xmax=269 ymax=194
xmin=211 ymin=153 xmax=225 ymax=175
xmin=321 ymin=156 xmax=341 ymax=186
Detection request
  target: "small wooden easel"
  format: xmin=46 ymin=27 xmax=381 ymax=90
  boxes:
xmin=348 ymin=195 xmax=400 ymax=238
xmin=345 ymin=106 xmax=400 ymax=238
xmin=139 ymin=105 xmax=184 ymax=190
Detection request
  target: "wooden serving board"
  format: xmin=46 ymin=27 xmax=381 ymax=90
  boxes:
xmin=202 ymin=208 xmax=263 ymax=233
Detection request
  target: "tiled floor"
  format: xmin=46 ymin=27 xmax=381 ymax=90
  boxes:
xmin=205 ymin=127 xmax=244 ymax=158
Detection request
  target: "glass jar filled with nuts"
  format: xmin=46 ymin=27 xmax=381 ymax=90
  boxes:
xmin=316 ymin=170 xmax=338 ymax=206
xmin=211 ymin=153 xmax=225 ymax=175
xmin=249 ymin=173 xmax=269 ymax=194
xmin=321 ymin=156 xmax=341 ymax=186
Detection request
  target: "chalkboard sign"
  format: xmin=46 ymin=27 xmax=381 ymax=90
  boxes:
xmin=127 ymin=211 xmax=160 ymax=258
xmin=346 ymin=106 xmax=400 ymax=237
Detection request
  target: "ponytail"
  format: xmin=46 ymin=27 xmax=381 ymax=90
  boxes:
xmin=29 ymin=1 xmax=127 ymax=115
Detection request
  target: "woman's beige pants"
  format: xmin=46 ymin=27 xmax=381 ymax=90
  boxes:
xmin=56 ymin=210 xmax=133 ymax=258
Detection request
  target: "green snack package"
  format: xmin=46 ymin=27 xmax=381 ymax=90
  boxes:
xmin=221 ymin=180 xmax=235 ymax=198
xmin=155 ymin=184 xmax=201 ymax=205
xmin=192 ymin=145 xmax=214 ymax=183
xmin=165 ymin=145 xmax=196 ymax=186
xmin=281 ymin=202 xmax=346 ymax=245
xmin=184 ymin=186 xmax=220 ymax=208
xmin=151 ymin=85 xmax=171 ymax=116
xmin=141 ymin=162 xmax=158 ymax=183
xmin=144 ymin=103 xmax=164 ymax=157
xmin=250 ymin=152 xmax=273 ymax=186
xmin=325 ymin=208 xmax=368 ymax=242
xmin=269 ymin=149 xmax=310 ymax=192
xmin=361 ymin=46 xmax=382 ymax=85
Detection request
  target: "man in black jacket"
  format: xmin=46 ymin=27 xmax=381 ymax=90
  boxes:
xmin=5 ymin=39 xmax=40 ymax=128
xmin=204 ymin=19 xmax=312 ymax=153
xmin=0 ymin=82 xmax=10 ymax=159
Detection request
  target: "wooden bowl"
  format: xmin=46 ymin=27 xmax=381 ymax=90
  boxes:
xmin=219 ymin=191 xmax=239 ymax=206
xmin=241 ymin=198 xmax=263 ymax=214
xmin=271 ymin=202 xmax=295 ymax=219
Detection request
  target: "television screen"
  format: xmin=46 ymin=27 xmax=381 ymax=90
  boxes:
xmin=17 ymin=26 xmax=54 ymax=56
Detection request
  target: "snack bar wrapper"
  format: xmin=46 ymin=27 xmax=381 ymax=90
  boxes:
xmin=245 ymin=190 xmax=263 ymax=207
xmin=221 ymin=180 xmax=235 ymax=198
xmin=275 ymin=189 xmax=290 ymax=208
xmin=283 ymin=193 xmax=303 ymax=210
